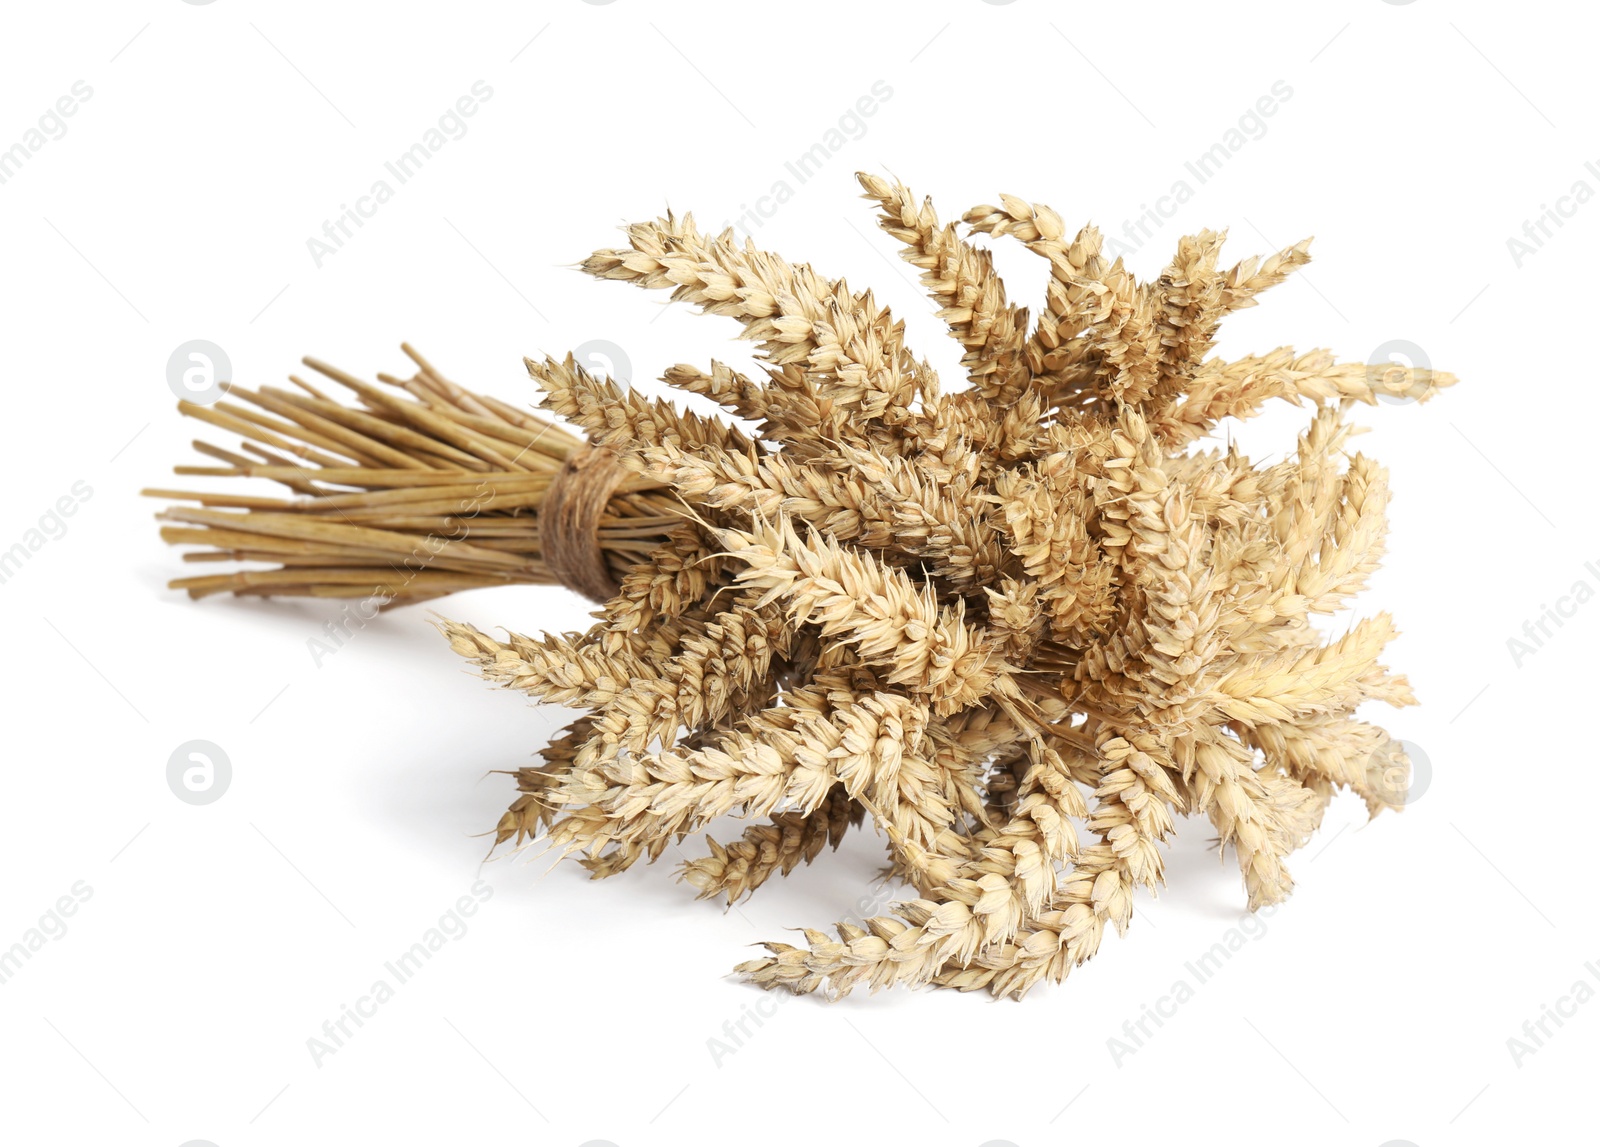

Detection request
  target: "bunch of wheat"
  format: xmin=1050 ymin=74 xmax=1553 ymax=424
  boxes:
xmin=152 ymin=174 xmax=1453 ymax=998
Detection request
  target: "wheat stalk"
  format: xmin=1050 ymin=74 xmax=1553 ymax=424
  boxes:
xmin=146 ymin=344 xmax=683 ymax=605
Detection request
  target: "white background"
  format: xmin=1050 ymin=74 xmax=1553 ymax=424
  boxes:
xmin=1 ymin=2 xmax=1593 ymax=1144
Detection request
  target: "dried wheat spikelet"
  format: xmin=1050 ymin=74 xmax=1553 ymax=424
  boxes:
xmin=150 ymin=174 xmax=1455 ymax=999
